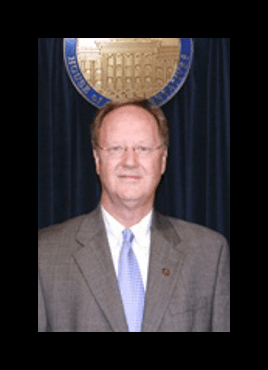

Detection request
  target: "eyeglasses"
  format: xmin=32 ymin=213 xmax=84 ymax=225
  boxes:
xmin=97 ymin=144 xmax=163 ymax=158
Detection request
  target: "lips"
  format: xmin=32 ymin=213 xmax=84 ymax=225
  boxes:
xmin=119 ymin=175 xmax=141 ymax=180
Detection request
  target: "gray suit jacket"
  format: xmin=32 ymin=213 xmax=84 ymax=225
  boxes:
xmin=38 ymin=207 xmax=230 ymax=332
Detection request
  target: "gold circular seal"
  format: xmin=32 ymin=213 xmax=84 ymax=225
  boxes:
xmin=64 ymin=38 xmax=193 ymax=107
xmin=76 ymin=38 xmax=181 ymax=102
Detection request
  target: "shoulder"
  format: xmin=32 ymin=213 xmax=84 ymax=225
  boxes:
xmin=38 ymin=215 xmax=84 ymax=265
xmin=169 ymin=216 xmax=227 ymax=246
xmin=156 ymin=212 xmax=229 ymax=257
xmin=160 ymin=215 xmax=230 ymax=276
xmin=38 ymin=207 xmax=101 ymax=258
xmin=38 ymin=214 xmax=86 ymax=245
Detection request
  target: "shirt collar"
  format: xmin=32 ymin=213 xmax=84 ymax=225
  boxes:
xmin=101 ymin=206 xmax=125 ymax=240
xmin=101 ymin=205 xmax=152 ymax=243
xmin=131 ymin=211 xmax=152 ymax=245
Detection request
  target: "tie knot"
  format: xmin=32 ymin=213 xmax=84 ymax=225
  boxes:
xmin=122 ymin=229 xmax=134 ymax=244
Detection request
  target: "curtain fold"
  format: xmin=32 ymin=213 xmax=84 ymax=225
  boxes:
xmin=38 ymin=38 xmax=230 ymax=245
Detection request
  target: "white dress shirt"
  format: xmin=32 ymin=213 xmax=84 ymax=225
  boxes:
xmin=101 ymin=206 xmax=152 ymax=291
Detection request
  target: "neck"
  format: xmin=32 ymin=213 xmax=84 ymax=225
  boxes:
xmin=101 ymin=198 xmax=153 ymax=228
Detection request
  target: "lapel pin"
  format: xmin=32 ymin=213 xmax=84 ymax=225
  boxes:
xmin=162 ymin=268 xmax=170 ymax=277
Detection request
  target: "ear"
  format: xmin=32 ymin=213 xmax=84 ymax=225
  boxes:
xmin=161 ymin=148 xmax=168 ymax=175
xmin=93 ymin=149 xmax=100 ymax=175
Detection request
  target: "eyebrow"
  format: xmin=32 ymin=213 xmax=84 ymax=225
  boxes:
xmin=104 ymin=140 xmax=156 ymax=146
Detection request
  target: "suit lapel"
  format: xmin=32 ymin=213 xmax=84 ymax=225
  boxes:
xmin=73 ymin=207 xmax=128 ymax=333
xmin=142 ymin=212 xmax=186 ymax=333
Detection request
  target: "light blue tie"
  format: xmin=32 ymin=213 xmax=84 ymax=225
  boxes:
xmin=118 ymin=229 xmax=145 ymax=332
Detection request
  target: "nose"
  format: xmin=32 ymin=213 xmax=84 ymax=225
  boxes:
xmin=121 ymin=147 xmax=139 ymax=167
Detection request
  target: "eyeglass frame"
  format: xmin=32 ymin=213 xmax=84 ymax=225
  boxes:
xmin=96 ymin=144 xmax=164 ymax=158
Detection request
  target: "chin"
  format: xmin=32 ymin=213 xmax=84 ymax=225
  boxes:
xmin=119 ymin=193 xmax=142 ymax=203
xmin=117 ymin=190 xmax=144 ymax=202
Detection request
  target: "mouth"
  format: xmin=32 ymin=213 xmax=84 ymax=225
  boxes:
xmin=119 ymin=175 xmax=142 ymax=180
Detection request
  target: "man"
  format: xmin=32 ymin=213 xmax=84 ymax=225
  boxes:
xmin=38 ymin=99 xmax=230 ymax=332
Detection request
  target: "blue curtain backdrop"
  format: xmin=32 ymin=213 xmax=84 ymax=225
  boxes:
xmin=38 ymin=38 xmax=230 ymax=245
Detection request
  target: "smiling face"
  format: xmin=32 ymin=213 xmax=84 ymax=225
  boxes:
xmin=93 ymin=105 xmax=168 ymax=214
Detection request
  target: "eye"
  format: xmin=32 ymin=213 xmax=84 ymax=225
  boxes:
xmin=136 ymin=146 xmax=151 ymax=155
xmin=108 ymin=146 xmax=123 ymax=155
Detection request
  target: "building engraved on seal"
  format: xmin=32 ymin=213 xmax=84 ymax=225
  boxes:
xmin=77 ymin=38 xmax=181 ymax=102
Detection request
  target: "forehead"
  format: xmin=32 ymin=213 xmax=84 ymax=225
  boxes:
xmin=100 ymin=105 xmax=160 ymax=142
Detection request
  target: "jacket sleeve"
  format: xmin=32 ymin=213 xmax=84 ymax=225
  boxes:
xmin=212 ymin=239 xmax=230 ymax=332
xmin=38 ymin=271 xmax=48 ymax=332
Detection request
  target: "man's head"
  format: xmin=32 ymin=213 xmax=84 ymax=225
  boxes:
xmin=91 ymin=99 xmax=169 ymax=150
xmin=92 ymin=99 xmax=169 ymax=214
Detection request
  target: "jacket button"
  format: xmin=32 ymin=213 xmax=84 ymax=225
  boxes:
xmin=162 ymin=268 xmax=170 ymax=277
